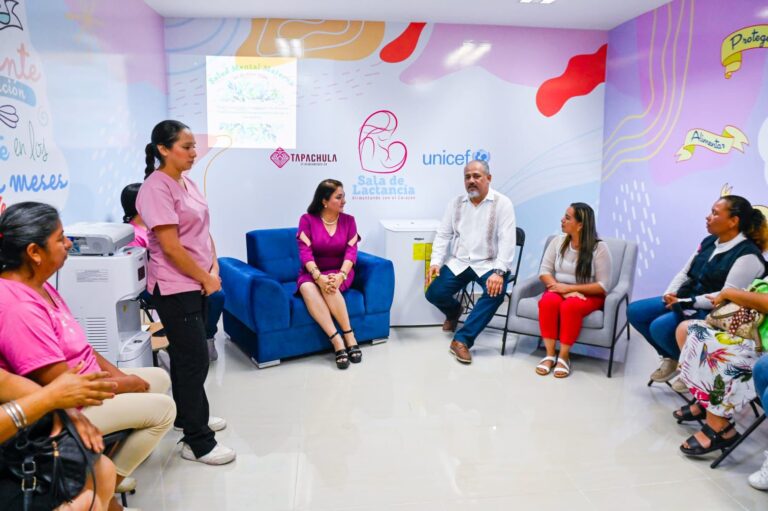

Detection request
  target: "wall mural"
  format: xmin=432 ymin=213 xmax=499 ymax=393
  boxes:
xmin=166 ymin=17 xmax=608 ymax=273
xmin=0 ymin=0 xmax=167 ymax=223
xmin=0 ymin=2 xmax=70 ymax=213
xmin=600 ymin=0 xmax=768 ymax=298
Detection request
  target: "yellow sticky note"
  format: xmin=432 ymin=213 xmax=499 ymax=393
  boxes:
xmin=413 ymin=243 xmax=426 ymax=260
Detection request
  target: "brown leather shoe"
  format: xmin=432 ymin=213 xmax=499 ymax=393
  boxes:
xmin=442 ymin=317 xmax=459 ymax=332
xmin=449 ymin=340 xmax=472 ymax=364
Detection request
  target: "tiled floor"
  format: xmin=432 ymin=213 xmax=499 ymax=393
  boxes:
xmin=129 ymin=326 xmax=768 ymax=510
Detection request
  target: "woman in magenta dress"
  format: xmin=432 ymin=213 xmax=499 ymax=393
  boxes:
xmin=297 ymin=179 xmax=362 ymax=369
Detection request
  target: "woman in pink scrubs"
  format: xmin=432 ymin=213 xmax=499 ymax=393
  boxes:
xmin=136 ymin=120 xmax=235 ymax=466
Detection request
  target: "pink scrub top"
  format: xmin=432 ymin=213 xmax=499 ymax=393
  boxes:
xmin=136 ymin=170 xmax=213 ymax=295
xmin=126 ymin=220 xmax=148 ymax=248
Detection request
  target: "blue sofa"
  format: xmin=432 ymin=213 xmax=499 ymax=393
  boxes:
xmin=219 ymin=228 xmax=395 ymax=367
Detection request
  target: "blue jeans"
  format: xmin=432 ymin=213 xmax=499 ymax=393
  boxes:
xmin=754 ymin=356 xmax=768 ymax=406
xmin=141 ymin=289 xmax=225 ymax=340
xmin=627 ymin=296 xmax=707 ymax=359
xmin=425 ymin=266 xmax=505 ymax=348
xmin=205 ymin=290 xmax=225 ymax=339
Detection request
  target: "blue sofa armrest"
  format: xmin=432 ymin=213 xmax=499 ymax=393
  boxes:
xmin=353 ymin=252 xmax=395 ymax=314
xmin=219 ymin=257 xmax=290 ymax=333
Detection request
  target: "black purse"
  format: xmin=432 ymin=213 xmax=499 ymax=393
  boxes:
xmin=0 ymin=410 xmax=98 ymax=511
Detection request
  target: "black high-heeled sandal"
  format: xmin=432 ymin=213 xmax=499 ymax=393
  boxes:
xmin=342 ymin=329 xmax=362 ymax=364
xmin=330 ymin=332 xmax=349 ymax=369
xmin=680 ymin=422 xmax=741 ymax=456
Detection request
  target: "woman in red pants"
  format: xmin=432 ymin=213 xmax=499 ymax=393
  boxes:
xmin=535 ymin=203 xmax=612 ymax=378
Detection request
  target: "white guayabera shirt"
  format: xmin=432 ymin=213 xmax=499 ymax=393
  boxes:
xmin=430 ymin=188 xmax=517 ymax=277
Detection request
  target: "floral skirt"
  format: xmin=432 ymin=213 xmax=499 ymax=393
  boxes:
xmin=679 ymin=320 xmax=760 ymax=419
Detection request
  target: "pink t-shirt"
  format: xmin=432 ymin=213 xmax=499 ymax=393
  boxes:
xmin=0 ymin=279 xmax=101 ymax=377
xmin=136 ymin=170 xmax=213 ymax=295
xmin=126 ymin=220 xmax=148 ymax=248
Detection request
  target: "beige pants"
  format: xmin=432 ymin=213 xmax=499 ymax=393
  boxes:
xmin=81 ymin=367 xmax=176 ymax=477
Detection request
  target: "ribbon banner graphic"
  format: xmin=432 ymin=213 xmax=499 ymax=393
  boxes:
xmin=676 ymin=125 xmax=748 ymax=162
xmin=721 ymin=25 xmax=768 ymax=79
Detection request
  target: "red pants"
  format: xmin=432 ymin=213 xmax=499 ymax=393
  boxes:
xmin=538 ymin=291 xmax=605 ymax=345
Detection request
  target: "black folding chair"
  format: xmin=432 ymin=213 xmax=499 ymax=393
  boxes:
xmin=711 ymin=397 xmax=765 ymax=469
xmin=458 ymin=227 xmax=526 ymax=355
xmin=103 ymin=429 xmax=136 ymax=505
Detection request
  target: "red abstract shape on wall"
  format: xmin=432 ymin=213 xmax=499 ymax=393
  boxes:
xmin=380 ymin=22 xmax=427 ymax=63
xmin=536 ymin=44 xmax=607 ymax=117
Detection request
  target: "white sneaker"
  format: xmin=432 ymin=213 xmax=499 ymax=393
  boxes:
xmin=116 ymin=476 xmax=136 ymax=493
xmin=748 ymin=450 xmax=768 ymax=490
xmin=207 ymin=338 xmax=218 ymax=361
xmin=174 ymin=416 xmax=227 ymax=432
xmin=181 ymin=443 xmax=236 ymax=465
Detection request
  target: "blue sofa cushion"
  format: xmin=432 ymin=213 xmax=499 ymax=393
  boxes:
xmin=281 ymin=282 xmax=366 ymax=327
xmin=247 ymin=228 xmax=301 ymax=283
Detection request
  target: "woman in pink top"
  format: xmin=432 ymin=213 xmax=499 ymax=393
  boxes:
xmin=297 ymin=179 xmax=362 ymax=370
xmin=0 ymin=201 xmax=175 ymax=511
xmin=120 ymin=183 xmax=148 ymax=249
xmin=136 ymin=120 xmax=235 ymax=466
xmin=122 ymin=181 xmax=223 ymax=362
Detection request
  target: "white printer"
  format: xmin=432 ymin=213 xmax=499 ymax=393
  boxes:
xmin=56 ymin=222 xmax=153 ymax=368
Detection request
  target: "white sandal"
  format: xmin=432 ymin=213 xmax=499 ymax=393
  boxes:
xmin=535 ymin=355 xmax=558 ymax=375
xmin=553 ymin=358 xmax=571 ymax=378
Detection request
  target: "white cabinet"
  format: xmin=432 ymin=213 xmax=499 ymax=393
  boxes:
xmin=381 ymin=220 xmax=445 ymax=326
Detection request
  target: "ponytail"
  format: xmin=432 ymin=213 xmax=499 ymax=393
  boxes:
xmin=144 ymin=120 xmax=190 ymax=180
xmin=144 ymin=143 xmax=157 ymax=179
xmin=722 ymin=195 xmax=768 ymax=251
xmin=746 ymin=207 xmax=768 ymax=251
xmin=120 ymin=183 xmax=142 ymax=223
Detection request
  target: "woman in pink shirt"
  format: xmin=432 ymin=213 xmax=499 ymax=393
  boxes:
xmin=136 ymin=120 xmax=235 ymax=466
xmin=0 ymin=201 xmax=175 ymax=511
xmin=120 ymin=183 xmax=148 ymax=249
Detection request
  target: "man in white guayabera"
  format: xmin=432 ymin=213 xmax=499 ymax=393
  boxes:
xmin=425 ymin=159 xmax=517 ymax=364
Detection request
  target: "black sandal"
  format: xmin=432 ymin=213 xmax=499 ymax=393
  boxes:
xmin=342 ymin=329 xmax=362 ymax=364
xmin=673 ymin=403 xmax=706 ymax=423
xmin=680 ymin=422 xmax=741 ymax=456
xmin=330 ymin=332 xmax=349 ymax=370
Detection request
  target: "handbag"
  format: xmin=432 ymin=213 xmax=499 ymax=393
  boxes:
xmin=0 ymin=410 xmax=98 ymax=511
xmin=705 ymin=279 xmax=768 ymax=351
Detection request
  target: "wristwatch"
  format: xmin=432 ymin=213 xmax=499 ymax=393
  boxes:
xmin=492 ymin=269 xmax=506 ymax=277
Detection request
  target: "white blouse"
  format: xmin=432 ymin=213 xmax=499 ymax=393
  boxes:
xmin=539 ymin=234 xmax=613 ymax=292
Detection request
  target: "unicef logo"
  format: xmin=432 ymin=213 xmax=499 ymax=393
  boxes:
xmin=473 ymin=149 xmax=491 ymax=162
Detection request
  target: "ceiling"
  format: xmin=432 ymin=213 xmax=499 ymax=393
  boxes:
xmin=143 ymin=0 xmax=674 ymax=30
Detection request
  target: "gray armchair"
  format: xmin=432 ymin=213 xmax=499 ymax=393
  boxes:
xmin=506 ymin=236 xmax=638 ymax=377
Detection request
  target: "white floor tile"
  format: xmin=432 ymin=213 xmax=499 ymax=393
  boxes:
xmin=126 ymin=327 xmax=768 ymax=510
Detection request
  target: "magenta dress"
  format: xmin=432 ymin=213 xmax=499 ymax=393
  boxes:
xmin=296 ymin=212 xmax=360 ymax=293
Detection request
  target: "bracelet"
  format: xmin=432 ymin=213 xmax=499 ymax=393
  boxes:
xmin=2 ymin=401 xmax=27 ymax=429
xmin=339 ymin=270 xmax=348 ymax=281
xmin=311 ymin=269 xmax=321 ymax=280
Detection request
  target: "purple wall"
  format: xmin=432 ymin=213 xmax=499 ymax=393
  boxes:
xmin=599 ymin=0 xmax=768 ymax=298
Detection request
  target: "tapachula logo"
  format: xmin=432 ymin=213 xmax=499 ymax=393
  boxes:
xmin=421 ymin=149 xmax=491 ymax=166
xmin=269 ymin=147 xmax=338 ymax=168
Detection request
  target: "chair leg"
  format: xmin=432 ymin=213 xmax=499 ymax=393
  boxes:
xmin=607 ymin=343 xmax=616 ymax=378
xmin=501 ymin=332 xmax=507 ymax=356
xmin=121 ymin=492 xmax=128 ymax=507
xmin=710 ymin=414 xmax=766 ymax=469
